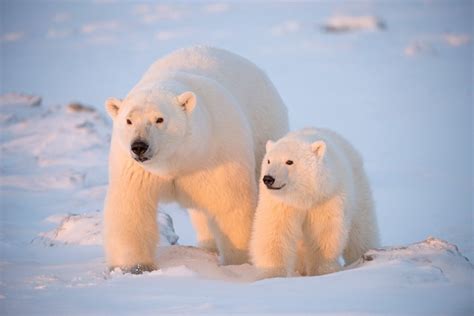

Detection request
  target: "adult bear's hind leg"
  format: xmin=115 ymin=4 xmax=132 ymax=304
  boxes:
xmin=201 ymin=163 xmax=257 ymax=265
xmin=189 ymin=208 xmax=218 ymax=253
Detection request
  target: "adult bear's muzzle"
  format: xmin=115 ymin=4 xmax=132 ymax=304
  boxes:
xmin=131 ymin=140 xmax=150 ymax=162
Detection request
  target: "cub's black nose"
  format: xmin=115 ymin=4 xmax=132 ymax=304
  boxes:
xmin=262 ymin=175 xmax=275 ymax=186
xmin=131 ymin=141 xmax=149 ymax=156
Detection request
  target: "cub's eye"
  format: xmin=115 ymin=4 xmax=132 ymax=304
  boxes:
xmin=267 ymin=160 xmax=270 ymax=164
xmin=126 ymin=119 xmax=132 ymax=125
xmin=286 ymin=160 xmax=294 ymax=165
xmin=156 ymin=117 xmax=164 ymax=124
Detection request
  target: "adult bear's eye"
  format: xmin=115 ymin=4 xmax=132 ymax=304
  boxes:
xmin=126 ymin=119 xmax=132 ymax=125
xmin=286 ymin=160 xmax=294 ymax=165
xmin=156 ymin=117 xmax=164 ymax=124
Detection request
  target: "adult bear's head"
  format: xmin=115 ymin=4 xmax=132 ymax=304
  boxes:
xmin=105 ymin=86 xmax=205 ymax=176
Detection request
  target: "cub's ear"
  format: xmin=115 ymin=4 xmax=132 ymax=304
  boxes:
xmin=311 ymin=140 xmax=326 ymax=158
xmin=105 ymin=97 xmax=122 ymax=118
xmin=266 ymin=140 xmax=274 ymax=152
xmin=177 ymin=91 xmax=196 ymax=113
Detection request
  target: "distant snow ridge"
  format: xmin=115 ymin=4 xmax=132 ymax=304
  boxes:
xmin=0 ymin=31 xmax=25 ymax=43
xmin=404 ymin=40 xmax=437 ymax=57
xmin=404 ymin=34 xmax=470 ymax=57
xmin=271 ymin=20 xmax=301 ymax=36
xmin=36 ymin=211 xmax=179 ymax=246
xmin=322 ymin=15 xmax=386 ymax=33
xmin=0 ymin=93 xmax=42 ymax=125
xmin=0 ymin=92 xmax=110 ymax=191
xmin=0 ymin=92 xmax=42 ymax=107
xmin=442 ymin=33 xmax=470 ymax=47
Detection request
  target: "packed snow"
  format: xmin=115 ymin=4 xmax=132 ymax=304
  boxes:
xmin=34 ymin=211 xmax=178 ymax=247
xmin=1 ymin=1 xmax=472 ymax=315
xmin=321 ymin=15 xmax=386 ymax=33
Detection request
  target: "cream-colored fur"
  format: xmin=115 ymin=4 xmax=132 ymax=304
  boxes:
xmin=250 ymin=128 xmax=379 ymax=278
xmin=104 ymin=46 xmax=288 ymax=272
xmin=189 ymin=209 xmax=217 ymax=253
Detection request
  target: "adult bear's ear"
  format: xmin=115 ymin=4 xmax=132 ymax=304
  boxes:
xmin=311 ymin=140 xmax=326 ymax=158
xmin=266 ymin=140 xmax=274 ymax=152
xmin=177 ymin=91 xmax=196 ymax=113
xmin=105 ymin=97 xmax=122 ymax=118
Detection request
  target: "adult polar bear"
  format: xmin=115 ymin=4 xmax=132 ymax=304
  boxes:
xmin=104 ymin=46 xmax=289 ymax=273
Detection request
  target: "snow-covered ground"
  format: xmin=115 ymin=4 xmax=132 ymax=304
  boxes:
xmin=1 ymin=1 xmax=472 ymax=315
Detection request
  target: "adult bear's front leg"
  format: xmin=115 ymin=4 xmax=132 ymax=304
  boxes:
xmin=103 ymin=149 xmax=162 ymax=274
xmin=304 ymin=197 xmax=348 ymax=276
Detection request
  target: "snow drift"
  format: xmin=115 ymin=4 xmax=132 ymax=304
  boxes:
xmin=322 ymin=15 xmax=386 ymax=33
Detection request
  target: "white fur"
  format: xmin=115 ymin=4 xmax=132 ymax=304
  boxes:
xmin=104 ymin=46 xmax=288 ymax=271
xmin=250 ymin=128 xmax=379 ymax=278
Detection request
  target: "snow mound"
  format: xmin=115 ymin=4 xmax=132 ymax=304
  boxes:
xmin=170 ymin=237 xmax=472 ymax=283
xmin=350 ymin=237 xmax=472 ymax=283
xmin=155 ymin=245 xmax=258 ymax=282
xmin=322 ymin=15 xmax=386 ymax=33
xmin=108 ymin=245 xmax=258 ymax=282
xmin=35 ymin=211 xmax=179 ymax=246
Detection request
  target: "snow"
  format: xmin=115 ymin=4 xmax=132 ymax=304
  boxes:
xmin=34 ymin=211 xmax=178 ymax=247
xmin=271 ymin=20 xmax=301 ymax=36
xmin=0 ymin=31 xmax=25 ymax=43
xmin=404 ymin=40 xmax=437 ymax=57
xmin=1 ymin=1 xmax=472 ymax=315
xmin=443 ymin=34 xmax=470 ymax=47
xmin=321 ymin=15 xmax=386 ymax=33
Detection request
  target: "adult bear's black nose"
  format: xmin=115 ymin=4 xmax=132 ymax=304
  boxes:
xmin=262 ymin=175 xmax=275 ymax=186
xmin=131 ymin=141 xmax=149 ymax=156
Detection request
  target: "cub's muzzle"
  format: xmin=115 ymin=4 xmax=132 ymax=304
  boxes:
xmin=262 ymin=175 xmax=286 ymax=190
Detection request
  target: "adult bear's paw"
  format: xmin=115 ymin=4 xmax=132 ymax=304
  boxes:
xmin=110 ymin=263 xmax=157 ymax=275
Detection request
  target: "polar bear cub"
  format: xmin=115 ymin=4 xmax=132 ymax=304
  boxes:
xmin=250 ymin=128 xmax=379 ymax=277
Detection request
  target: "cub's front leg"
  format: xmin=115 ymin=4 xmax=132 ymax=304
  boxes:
xmin=303 ymin=198 xmax=348 ymax=276
xmin=104 ymin=149 xmax=162 ymax=274
xmin=250 ymin=196 xmax=305 ymax=279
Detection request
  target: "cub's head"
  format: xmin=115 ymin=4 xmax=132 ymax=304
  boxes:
xmin=105 ymin=88 xmax=197 ymax=175
xmin=261 ymin=137 xmax=334 ymax=209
